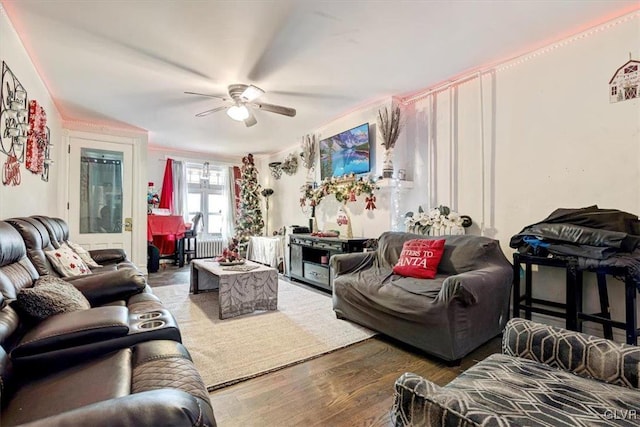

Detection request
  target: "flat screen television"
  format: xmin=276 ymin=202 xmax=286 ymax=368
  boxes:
xmin=319 ymin=123 xmax=370 ymax=180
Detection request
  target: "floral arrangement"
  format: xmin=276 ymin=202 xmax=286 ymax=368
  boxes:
xmin=281 ymin=152 xmax=298 ymax=175
xmin=217 ymin=237 xmax=241 ymax=263
xmin=378 ymin=105 xmax=403 ymax=150
xmin=300 ymin=174 xmax=378 ymax=210
xmin=404 ymin=205 xmax=472 ymax=235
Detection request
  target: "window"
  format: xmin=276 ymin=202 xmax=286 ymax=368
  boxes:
xmin=624 ymin=86 xmax=637 ymax=100
xmin=186 ymin=163 xmax=228 ymax=236
xmin=79 ymin=148 xmax=123 ymax=234
xmin=611 ymin=86 xmax=617 ymax=96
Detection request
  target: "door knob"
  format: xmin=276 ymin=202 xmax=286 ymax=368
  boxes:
xmin=124 ymin=218 xmax=133 ymax=231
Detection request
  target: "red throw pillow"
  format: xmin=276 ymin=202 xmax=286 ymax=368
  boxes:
xmin=392 ymin=239 xmax=446 ymax=279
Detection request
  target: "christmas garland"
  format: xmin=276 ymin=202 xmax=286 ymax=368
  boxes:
xmin=300 ymin=174 xmax=378 ymax=210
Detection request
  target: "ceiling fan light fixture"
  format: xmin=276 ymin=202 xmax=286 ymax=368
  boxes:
xmin=227 ymin=104 xmax=250 ymax=121
xmin=241 ymin=85 xmax=265 ymax=102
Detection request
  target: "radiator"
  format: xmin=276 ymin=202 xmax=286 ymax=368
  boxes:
xmin=196 ymin=238 xmax=224 ymax=258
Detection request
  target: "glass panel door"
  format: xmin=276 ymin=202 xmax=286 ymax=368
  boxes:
xmin=68 ymin=137 xmax=133 ymax=257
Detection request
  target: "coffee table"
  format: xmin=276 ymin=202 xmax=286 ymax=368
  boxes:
xmin=190 ymin=259 xmax=278 ymax=319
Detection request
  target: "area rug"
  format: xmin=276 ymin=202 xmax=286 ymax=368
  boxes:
xmin=152 ymin=281 xmax=376 ymax=391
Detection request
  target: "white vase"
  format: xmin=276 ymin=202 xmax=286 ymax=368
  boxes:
xmin=383 ymin=148 xmax=394 ymax=178
xmin=305 ymin=167 xmax=314 ymax=184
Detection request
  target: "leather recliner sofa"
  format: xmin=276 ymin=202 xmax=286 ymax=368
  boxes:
xmin=6 ymin=216 xmax=159 ymax=310
xmin=32 ymin=215 xmax=134 ymax=270
xmin=0 ymin=221 xmax=216 ymax=425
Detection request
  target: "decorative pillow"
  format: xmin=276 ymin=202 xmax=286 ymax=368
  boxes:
xmin=65 ymin=241 xmax=102 ymax=268
xmin=45 ymin=246 xmax=91 ymax=277
xmin=34 ymin=275 xmax=72 ymax=287
xmin=16 ymin=280 xmax=91 ymax=321
xmin=392 ymin=239 xmax=446 ymax=279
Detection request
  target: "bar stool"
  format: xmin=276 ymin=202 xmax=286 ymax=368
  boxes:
xmin=513 ymin=253 xmax=639 ymax=344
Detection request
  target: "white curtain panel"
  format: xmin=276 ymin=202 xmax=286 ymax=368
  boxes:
xmin=172 ymin=160 xmax=188 ymax=218
xmin=222 ymin=166 xmax=237 ymax=244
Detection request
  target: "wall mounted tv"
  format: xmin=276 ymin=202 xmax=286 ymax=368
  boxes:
xmin=319 ymin=123 xmax=370 ymax=180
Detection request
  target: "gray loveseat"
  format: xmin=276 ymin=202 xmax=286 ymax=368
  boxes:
xmin=392 ymin=318 xmax=640 ymax=426
xmin=331 ymin=232 xmax=513 ymax=363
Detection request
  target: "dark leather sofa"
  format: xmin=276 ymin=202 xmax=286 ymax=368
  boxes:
xmin=7 ymin=216 xmax=159 ymax=310
xmin=32 ymin=215 xmax=134 ymax=271
xmin=0 ymin=220 xmax=216 ymax=426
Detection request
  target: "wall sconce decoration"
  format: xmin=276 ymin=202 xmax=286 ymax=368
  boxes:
xmin=268 ymin=161 xmax=282 ymax=179
xmin=1 ymin=61 xmax=28 ymax=186
xmin=41 ymin=127 xmax=52 ymax=182
xmin=1 ymin=61 xmax=28 ymax=163
xmin=281 ymin=152 xmax=298 ymax=175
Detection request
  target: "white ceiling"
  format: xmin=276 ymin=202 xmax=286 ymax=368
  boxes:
xmin=3 ymin=0 xmax=638 ymax=157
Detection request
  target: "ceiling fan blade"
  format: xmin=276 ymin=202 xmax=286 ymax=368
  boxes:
xmin=185 ymin=91 xmax=229 ymax=101
xmin=195 ymin=106 xmax=228 ymax=117
xmin=244 ymin=109 xmax=258 ymax=127
xmin=252 ymin=102 xmax=296 ymax=117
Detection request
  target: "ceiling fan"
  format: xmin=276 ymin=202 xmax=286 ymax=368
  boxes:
xmin=185 ymin=84 xmax=296 ymax=127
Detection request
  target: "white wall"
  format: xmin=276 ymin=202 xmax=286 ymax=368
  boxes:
xmin=261 ymin=11 xmax=639 ymax=340
xmin=0 ymin=5 xmax=64 ymax=218
xmin=259 ymin=97 xmax=409 ymax=239
xmin=403 ymin=12 xmax=640 ymax=338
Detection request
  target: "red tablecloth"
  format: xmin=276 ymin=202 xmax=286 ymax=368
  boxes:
xmin=147 ymin=215 xmax=187 ymax=255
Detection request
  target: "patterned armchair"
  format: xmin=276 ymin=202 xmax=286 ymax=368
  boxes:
xmin=392 ymin=318 xmax=640 ymax=426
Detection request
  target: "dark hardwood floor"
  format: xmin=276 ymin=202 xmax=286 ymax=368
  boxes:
xmin=148 ymin=264 xmax=502 ymax=427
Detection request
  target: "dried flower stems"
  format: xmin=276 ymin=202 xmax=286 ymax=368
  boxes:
xmin=301 ymin=134 xmax=317 ymax=170
xmin=378 ymin=105 xmax=402 ymax=150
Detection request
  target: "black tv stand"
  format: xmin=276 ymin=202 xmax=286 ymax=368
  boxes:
xmin=289 ymin=235 xmax=368 ymax=291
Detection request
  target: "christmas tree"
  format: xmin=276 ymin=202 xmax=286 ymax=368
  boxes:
xmin=234 ymin=153 xmax=264 ymax=254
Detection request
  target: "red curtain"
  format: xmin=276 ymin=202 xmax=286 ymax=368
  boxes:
xmin=158 ymin=159 xmax=174 ymax=210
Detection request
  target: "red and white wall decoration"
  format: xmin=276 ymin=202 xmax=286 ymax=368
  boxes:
xmin=26 ymin=99 xmax=47 ymax=174
xmin=609 ymin=58 xmax=639 ymax=103
xmin=0 ymin=61 xmax=53 ymax=185
xmin=41 ymin=126 xmax=51 ymax=182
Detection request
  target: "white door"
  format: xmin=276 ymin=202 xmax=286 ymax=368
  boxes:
xmin=68 ymin=137 xmax=133 ymax=255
